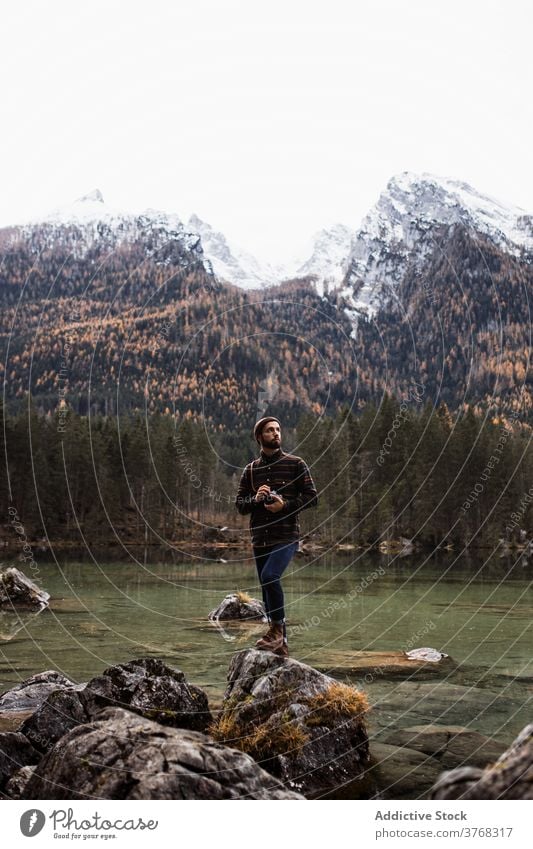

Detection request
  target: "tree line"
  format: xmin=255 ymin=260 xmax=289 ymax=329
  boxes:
xmin=1 ymin=396 xmax=531 ymax=551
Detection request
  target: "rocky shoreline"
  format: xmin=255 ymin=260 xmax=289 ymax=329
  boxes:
xmin=1 ymin=568 xmax=531 ymax=800
xmin=1 ymin=646 xmax=530 ymax=800
xmin=2 ymin=533 xmax=532 ymax=555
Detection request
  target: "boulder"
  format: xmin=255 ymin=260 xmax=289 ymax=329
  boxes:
xmin=208 ymin=592 xmax=266 ymax=621
xmin=20 ymin=689 xmax=90 ymax=753
xmin=210 ymin=648 xmax=369 ymax=797
xmin=430 ymin=723 xmax=533 ymax=800
xmin=24 ymin=707 xmax=304 ymax=800
xmin=0 ymin=732 xmax=41 ymax=791
xmin=21 ymin=657 xmax=211 ymax=752
xmin=0 ymin=567 xmax=50 ymax=609
xmin=383 ymin=724 xmax=507 ymax=769
xmin=0 ymin=670 xmax=79 ymax=713
xmin=314 ymin=648 xmax=453 ymax=679
xmin=3 ymin=765 xmax=35 ymax=799
xmin=81 ymin=657 xmax=211 ymax=731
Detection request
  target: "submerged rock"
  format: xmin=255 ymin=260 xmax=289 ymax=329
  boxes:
xmin=430 ymin=723 xmax=533 ymax=800
xmin=0 ymin=567 xmax=50 ymax=609
xmin=314 ymin=648 xmax=453 ymax=679
xmin=208 ymin=592 xmax=266 ymax=621
xmin=210 ymin=648 xmax=369 ymax=797
xmin=369 ymin=680 xmax=525 ymax=738
xmin=24 ymin=707 xmax=304 ymax=800
xmin=21 ymin=657 xmax=211 ymax=752
xmin=369 ymin=741 xmax=442 ymax=799
xmin=384 ymin=724 xmax=506 ymax=769
xmin=0 ymin=609 xmax=46 ymax=641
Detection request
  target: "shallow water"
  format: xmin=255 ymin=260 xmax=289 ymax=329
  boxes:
xmin=1 ymin=547 xmax=531 ymax=754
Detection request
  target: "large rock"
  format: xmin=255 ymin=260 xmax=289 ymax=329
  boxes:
xmin=20 ymin=689 xmax=90 ymax=753
xmin=0 ymin=670 xmax=79 ymax=713
xmin=430 ymin=723 xmax=533 ymax=800
xmin=3 ymin=765 xmax=35 ymax=799
xmin=208 ymin=592 xmax=266 ymax=621
xmin=24 ymin=707 xmax=304 ymax=800
xmin=383 ymin=725 xmax=507 ymax=769
xmin=210 ymin=648 xmax=369 ymax=798
xmin=314 ymin=648 xmax=453 ymax=679
xmin=0 ymin=567 xmax=50 ymax=609
xmin=81 ymin=657 xmax=211 ymax=731
xmin=21 ymin=657 xmax=211 ymax=752
xmin=0 ymin=732 xmax=41 ymax=791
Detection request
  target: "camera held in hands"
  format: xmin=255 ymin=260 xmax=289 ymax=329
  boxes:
xmin=263 ymin=489 xmax=278 ymax=505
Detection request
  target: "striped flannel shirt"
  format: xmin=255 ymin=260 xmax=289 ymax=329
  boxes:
xmin=235 ymin=447 xmax=318 ymax=547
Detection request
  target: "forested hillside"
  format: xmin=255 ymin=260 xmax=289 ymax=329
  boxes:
xmin=2 ymin=398 xmax=531 ymax=550
xmin=1 ymin=223 xmax=532 ymax=427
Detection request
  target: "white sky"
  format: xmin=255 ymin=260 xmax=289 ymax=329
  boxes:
xmin=1 ymin=0 xmax=531 ymax=265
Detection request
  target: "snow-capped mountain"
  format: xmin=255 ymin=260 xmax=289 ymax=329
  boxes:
xmin=5 ymin=189 xmax=207 ymax=266
xmin=186 ymin=217 xmax=355 ymax=291
xmin=293 ymin=224 xmax=355 ymax=294
xmin=186 ymin=214 xmax=288 ymax=289
xmin=340 ymin=172 xmax=533 ymax=319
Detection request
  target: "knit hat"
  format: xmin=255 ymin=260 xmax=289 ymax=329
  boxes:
xmin=253 ymin=416 xmax=281 ymax=442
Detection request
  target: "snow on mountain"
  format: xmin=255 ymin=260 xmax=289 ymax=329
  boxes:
xmin=293 ymin=224 xmax=355 ymax=295
xmin=7 ymin=189 xmax=206 ymax=264
xmin=340 ymin=172 xmax=533 ymax=320
xmin=186 ymin=214 xmax=288 ymax=289
xmin=186 ymin=216 xmax=355 ymax=291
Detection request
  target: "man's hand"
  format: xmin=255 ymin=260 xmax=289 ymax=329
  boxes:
xmin=264 ymin=493 xmax=285 ymax=513
xmin=254 ymin=484 xmax=271 ymax=502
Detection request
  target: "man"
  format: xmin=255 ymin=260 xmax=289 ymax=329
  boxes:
xmin=235 ymin=416 xmax=319 ymax=658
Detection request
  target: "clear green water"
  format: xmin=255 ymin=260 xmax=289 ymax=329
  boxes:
xmin=1 ymin=548 xmax=532 ymax=748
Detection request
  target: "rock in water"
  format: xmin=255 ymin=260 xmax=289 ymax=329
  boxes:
xmin=405 ymin=648 xmax=448 ymax=663
xmin=383 ymin=724 xmax=506 ymax=769
xmin=23 ymin=707 xmax=304 ymax=800
xmin=430 ymin=723 xmax=533 ymax=799
xmin=208 ymin=592 xmax=266 ymax=621
xmin=0 ymin=567 xmax=50 ymax=609
xmin=21 ymin=657 xmax=211 ymax=752
xmin=210 ymin=648 xmax=369 ymax=797
xmin=0 ymin=609 xmax=45 ymax=641
xmin=81 ymin=657 xmax=211 ymax=731
xmin=0 ymin=671 xmax=79 ymax=713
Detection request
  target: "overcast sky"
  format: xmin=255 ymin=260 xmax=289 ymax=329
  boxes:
xmin=1 ymin=0 xmax=531 ymax=264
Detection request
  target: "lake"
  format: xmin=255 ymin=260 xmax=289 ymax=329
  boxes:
xmin=1 ymin=547 xmax=531 ymax=797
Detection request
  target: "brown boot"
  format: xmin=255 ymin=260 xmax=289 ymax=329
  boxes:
xmin=271 ymin=641 xmax=289 ymax=659
xmin=257 ymin=621 xmax=284 ymax=652
xmin=255 ymin=620 xmax=276 ymax=648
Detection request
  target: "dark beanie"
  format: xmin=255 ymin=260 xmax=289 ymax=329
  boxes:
xmin=253 ymin=416 xmax=281 ymax=442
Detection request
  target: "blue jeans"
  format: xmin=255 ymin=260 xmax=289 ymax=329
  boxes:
xmin=253 ymin=541 xmax=299 ymax=634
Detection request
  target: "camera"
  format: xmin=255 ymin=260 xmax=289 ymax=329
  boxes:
xmin=263 ymin=489 xmax=278 ymax=504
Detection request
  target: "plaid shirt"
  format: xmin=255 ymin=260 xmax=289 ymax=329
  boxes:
xmin=235 ymin=447 xmax=318 ymax=547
